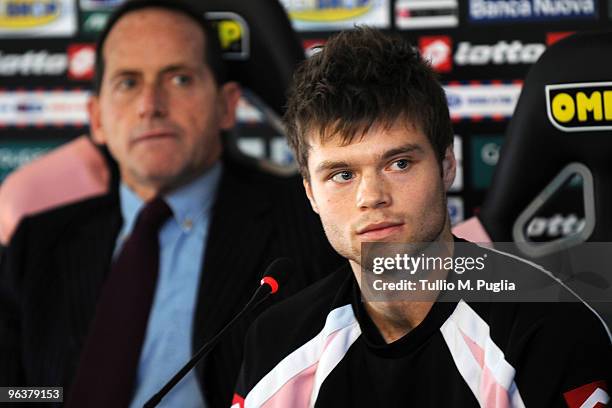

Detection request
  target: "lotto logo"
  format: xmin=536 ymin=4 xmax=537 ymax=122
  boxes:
xmin=454 ymin=40 xmax=545 ymax=65
xmin=546 ymin=31 xmax=574 ymax=45
xmin=231 ymin=394 xmax=244 ymax=408
xmin=564 ymin=381 xmax=609 ymax=408
xmin=0 ymin=50 xmax=66 ymax=76
xmin=67 ymin=44 xmax=95 ymax=81
xmin=303 ymin=39 xmax=326 ymax=58
xmin=419 ymin=36 xmax=452 ymax=73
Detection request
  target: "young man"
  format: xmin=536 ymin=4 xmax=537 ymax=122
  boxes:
xmin=233 ymin=28 xmax=611 ymax=407
xmin=0 ymin=1 xmax=341 ymax=407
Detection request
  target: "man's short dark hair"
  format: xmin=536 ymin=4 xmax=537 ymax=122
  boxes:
xmin=93 ymin=0 xmax=226 ymax=95
xmin=284 ymin=26 xmax=453 ymax=178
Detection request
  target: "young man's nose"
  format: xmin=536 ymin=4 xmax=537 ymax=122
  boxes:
xmin=356 ymin=171 xmax=391 ymax=210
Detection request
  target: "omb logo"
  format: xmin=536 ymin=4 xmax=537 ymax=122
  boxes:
xmin=0 ymin=0 xmax=60 ymax=28
xmin=546 ymin=81 xmax=612 ymax=132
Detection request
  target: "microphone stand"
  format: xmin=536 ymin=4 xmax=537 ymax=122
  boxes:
xmin=143 ymin=286 xmax=271 ymax=408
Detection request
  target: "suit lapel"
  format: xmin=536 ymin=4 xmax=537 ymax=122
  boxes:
xmin=53 ymin=194 xmax=122 ymax=379
xmin=19 ymin=192 xmax=122 ymax=388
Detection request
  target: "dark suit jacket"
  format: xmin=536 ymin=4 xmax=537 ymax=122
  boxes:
xmin=0 ymin=154 xmax=344 ymax=407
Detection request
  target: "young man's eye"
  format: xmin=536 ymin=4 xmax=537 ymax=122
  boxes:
xmin=390 ymin=159 xmax=410 ymax=171
xmin=331 ymin=171 xmax=354 ymax=183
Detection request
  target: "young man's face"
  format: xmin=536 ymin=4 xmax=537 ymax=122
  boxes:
xmin=304 ymin=120 xmax=456 ymax=265
xmin=88 ymin=8 xmax=240 ymax=199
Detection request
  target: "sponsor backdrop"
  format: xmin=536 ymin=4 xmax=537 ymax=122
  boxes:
xmin=0 ymin=0 xmax=609 ymax=225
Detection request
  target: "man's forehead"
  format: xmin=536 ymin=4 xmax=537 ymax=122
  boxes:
xmin=306 ymin=120 xmax=426 ymax=151
xmin=102 ymin=8 xmax=206 ymax=63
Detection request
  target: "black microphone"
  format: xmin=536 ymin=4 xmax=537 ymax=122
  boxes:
xmin=143 ymin=258 xmax=293 ymax=408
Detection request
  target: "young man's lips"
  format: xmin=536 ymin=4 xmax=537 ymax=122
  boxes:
xmin=357 ymin=222 xmax=404 ymax=240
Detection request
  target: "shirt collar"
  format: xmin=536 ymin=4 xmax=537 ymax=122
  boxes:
xmin=119 ymin=161 xmax=223 ymax=234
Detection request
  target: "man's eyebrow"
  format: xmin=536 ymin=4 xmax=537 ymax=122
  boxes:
xmin=109 ymin=69 xmax=140 ymax=80
xmin=315 ymin=160 xmax=351 ymax=174
xmin=159 ymin=64 xmax=196 ymax=74
xmin=314 ymin=144 xmax=425 ymax=174
xmin=379 ymin=144 xmax=425 ymax=161
xmin=108 ymin=64 xmax=196 ymax=80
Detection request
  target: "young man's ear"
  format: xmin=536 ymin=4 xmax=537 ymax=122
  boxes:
xmin=442 ymin=145 xmax=457 ymax=192
xmin=303 ymin=178 xmax=320 ymax=214
xmin=87 ymin=97 xmax=106 ymax=145
xmin=218 ymin=81 xmax=241 ymax=130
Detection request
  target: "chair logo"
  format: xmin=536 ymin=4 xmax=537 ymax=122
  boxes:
xmin=546 ymin=81 xmax=612 ymax=132
xmin=206 ymin=12 xmax=250 ymax=61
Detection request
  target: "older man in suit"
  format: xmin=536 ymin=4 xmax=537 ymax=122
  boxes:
xmin=0 ymin=1 xmax=342 ymax=407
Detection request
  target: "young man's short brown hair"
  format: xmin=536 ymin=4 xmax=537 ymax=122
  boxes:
xmin=283 ymin=26 xmax=454 ymax=178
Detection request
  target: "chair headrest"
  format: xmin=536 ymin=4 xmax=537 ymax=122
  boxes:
xmin=481 ymin=31 xmax=612 ymax=241
xmin=192 ymin=0 xmax=305 ymax=116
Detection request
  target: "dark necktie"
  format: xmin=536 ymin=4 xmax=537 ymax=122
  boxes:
xmin=67 ymin=197 xmax=172 ymax=407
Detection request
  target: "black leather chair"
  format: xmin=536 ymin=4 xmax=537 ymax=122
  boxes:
xmin=200 ymin=0 xmax=304 ymax=117
xmin=480 ymin=31 xmax=612 ymax=245
xmin=454 ymin=31 xmax=612 ymax=328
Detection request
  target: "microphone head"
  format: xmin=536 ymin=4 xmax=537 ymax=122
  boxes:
xmin=260 ymin=257 xmax=293 ymax=294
